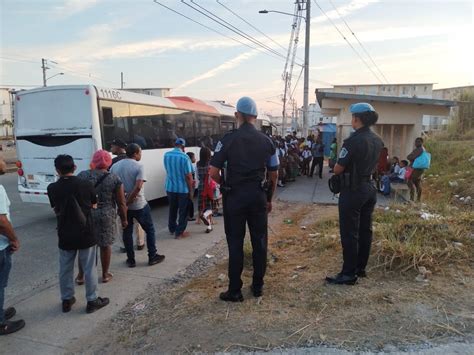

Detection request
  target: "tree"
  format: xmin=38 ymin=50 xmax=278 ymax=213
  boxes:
xmin=1 ymin=119 xmax=13 ymax=138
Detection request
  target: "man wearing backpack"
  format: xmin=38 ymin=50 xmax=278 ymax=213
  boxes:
xmin=47 ymin=155 xmax=109 ymax=314
xmin=164 ymin=138 xmax=194 ymax=239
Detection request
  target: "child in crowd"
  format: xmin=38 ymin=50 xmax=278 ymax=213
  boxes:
xmin=390 ymin=160 xmax=408 ymax=183
xmin=196 ymin=147 xmax=213 ymax=233
xmin=301 ymin=146 xmax=312 ymax=176
xmin=390 ymin=156 xmax=401 ymax=175
xmin=381 ymin=159 xmax=409 ymax=195
xmin=186 ymin=152 xmax=197 ymax=222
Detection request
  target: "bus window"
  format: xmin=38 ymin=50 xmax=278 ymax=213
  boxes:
xmin=128 ymin=104 xmax=194 ymax=149
xmin=172 ymin=112 xmax=195 ymax=147
xmin=220 ymin=120 xmax=235 ymax=136
xmin=100 ymin=102 xmax=132 ymax=149
xmin=102 ymin=107 xmax=113 ymax=125
xmin=195 ymin=114 xmax=219 ymax=150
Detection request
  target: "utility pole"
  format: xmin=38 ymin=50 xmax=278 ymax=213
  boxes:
xmin=302 ymin=0 xmax=311 ymax=137
xmin=282 ymin=72 xmax=288 ymax=135
xmin=121 ymin=72 xmax=124 ymax=89
xmin=41 ymin=58 xmax=48 ymax=87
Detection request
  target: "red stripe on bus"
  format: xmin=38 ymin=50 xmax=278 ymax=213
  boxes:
xmin=168 ymin=97 xmax=220 ymax=115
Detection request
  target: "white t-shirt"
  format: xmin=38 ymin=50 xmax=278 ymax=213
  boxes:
xmin=302 ymin=150 xmax=312 ymax=159
xmin=398 ymin=167 xmax=407 ymax=180
xmin=393 ymin=164 xmax=401 ymax=174
xmin=0 ymin=185 xmax=11 ymax=250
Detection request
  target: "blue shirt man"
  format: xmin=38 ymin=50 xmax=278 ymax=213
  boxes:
xmin=164 ymin=138 xmax=194 ymax=238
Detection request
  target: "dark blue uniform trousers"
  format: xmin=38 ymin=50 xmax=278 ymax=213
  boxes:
xmin=223 ymin=183 xmax=268 ymax=292
xmin=338 ymin=183 xmax=377 ymax=276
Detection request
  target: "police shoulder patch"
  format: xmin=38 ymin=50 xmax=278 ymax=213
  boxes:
xmin=339 ymin=147 xmax=349 ymax=159
xmin=215 ymin=141 xmax=223 ymax=152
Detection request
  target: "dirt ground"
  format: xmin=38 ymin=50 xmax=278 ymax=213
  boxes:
xmin=72 ymin=201 xmax=474 ymax=353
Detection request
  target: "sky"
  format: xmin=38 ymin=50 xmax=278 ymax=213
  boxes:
xmin=1 ymin=0 xmax=473 ymax=115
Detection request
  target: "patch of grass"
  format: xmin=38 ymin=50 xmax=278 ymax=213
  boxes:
xmin=423 ymin=140 xmax=474 ymax=208
xmin=372 ymin=205 xmax=474 ymax=272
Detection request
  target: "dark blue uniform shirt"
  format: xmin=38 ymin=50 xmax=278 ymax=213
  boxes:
xmin=337 ymin=126 xmax=384 ymax=178
xmin=210 ymin=122 xmax=279 ymax=187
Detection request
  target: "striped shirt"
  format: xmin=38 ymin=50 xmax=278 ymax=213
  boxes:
xmin=164 ymin=148 xmax=194 ymax=193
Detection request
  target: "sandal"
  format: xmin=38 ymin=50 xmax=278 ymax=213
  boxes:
xmin=75 ymin=276 xmax=84 ymax=285
xmin=102 ymin=272 xmax=113 ymax=283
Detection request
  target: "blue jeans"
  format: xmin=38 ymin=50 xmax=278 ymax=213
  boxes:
xmin=123 ymin=204 xmax=157 ymax=260
xmin=167 ymin=192 xmax=189 ymax=236
xmin=0 ymin=248 xmax=12 ymax=324
xmin=59 ymin=246 xmax=98 ymax=302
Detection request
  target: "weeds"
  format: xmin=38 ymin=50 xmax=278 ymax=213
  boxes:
xmin=372 ymin=206 xmax=474 ymax=272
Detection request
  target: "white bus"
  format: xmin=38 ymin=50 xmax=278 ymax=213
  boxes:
xmin=14 ymin=85 xmax=236 ymax=204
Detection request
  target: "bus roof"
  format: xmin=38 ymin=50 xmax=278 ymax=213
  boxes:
xmin=16 ymin=85 xmax=235 ymax=116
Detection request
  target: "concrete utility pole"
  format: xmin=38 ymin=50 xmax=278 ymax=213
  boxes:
xmin=121 ymin=72 xmax=124 ymax=89
xmin=41 ymin=58 xmax=48 ymax=87
xmin=302 ymin=0 xmax=311 ymax=137
xmin=282 ymin=72 xmax=288 ymax=135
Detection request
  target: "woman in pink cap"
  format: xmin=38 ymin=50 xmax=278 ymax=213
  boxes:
xmin=76 ymin=150 xmax=127 ymax=283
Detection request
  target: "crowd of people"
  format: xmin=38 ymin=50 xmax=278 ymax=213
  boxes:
xmin=376 ymin=137 xmax=430 ymax=202
xmin=0 ymin=100 xmax=431 ymax=335
xmin=267 ymin=130 xmax=338 ymax=187
xmin=0 ymin=136 xmax=226 ymax=335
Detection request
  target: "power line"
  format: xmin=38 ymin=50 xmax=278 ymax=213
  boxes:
xmin=0 ymin=56 xmax=38 ymax=65
xmin=183 ymin=0 xmax=288 ymax=61
xmin=48 ymin=62 xmax=119 ymax=86
xmin=328 ymin=0 xmax=389 ymax=84
xmin=1 ymin=55 xmax=119 ymax=86
xmin=216 ymin=0 xmax=304 ymax=62
xmin=313 ymin=0 xmax=383 ymax=84
xmin=290 ymin=66 xmax=304 ymax=99
xmin=182 ymin=0 xmax=292 ymax=63
xmin=152 ymin=0 xmax=282 ymax=62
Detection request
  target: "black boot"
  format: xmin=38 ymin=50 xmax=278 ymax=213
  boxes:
xmin=356 ymin=269 xmax=367 ymax=278
xmin=325 ymin=273 xmax=357 ymax=285
xmin=219 ymin=290 xmax=244 ymax=302
xmin=250 ymin=285 xmax=263 ymax=297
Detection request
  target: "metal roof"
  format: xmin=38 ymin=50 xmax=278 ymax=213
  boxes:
xmin=316 ymin=91 xmax=456 ymax=108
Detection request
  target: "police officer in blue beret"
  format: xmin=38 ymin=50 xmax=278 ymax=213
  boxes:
xmin=209 ymin=97 xmax=279 ymax=302
xmin=326 ymin=103 xmax=384 ymax=285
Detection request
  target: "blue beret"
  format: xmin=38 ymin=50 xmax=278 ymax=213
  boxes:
xmin=350 ymin=102 xmax=375 ymax=114
xmin=236 ymin=96 xmax=258 ymax=116
xmin=175 ymin=138 xmax=186 ymax=146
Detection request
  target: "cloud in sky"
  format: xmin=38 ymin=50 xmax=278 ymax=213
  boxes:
xmin=312 ymin=0 xmax=380 ymax=24
xmin=54 ymin=0 xmax=102 ymax=16
xmin=175 ymin=50 xmax=260 ymax=91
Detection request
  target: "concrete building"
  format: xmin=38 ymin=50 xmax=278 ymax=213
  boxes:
xmin=316 ymin=90 xmax=455 ymax=159
xmin=122 ymin=87 xmax=171 ymax=97
xmin=322 ymin=83 xmax=434 ymax=99
xmin=425 ymin=85 xmax=474 ymax=132
xmin=0 ymin=88 xmax=15 ymax=138
xmin=432 ymin=85 xmax=474 ymax=101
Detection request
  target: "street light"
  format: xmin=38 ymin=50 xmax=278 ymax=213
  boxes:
xmin=259 ymin=2 xmax=311 ymax=137
xmin=259 ymin=10 xmax=306 ymax=21
xmin=45 ymin=72 xmax=64 ymax=84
